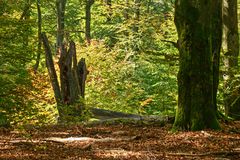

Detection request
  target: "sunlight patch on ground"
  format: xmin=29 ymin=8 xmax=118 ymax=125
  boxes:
xmin=93 ymin=149 xmax=160 ymax=159
xmin=46 ymin=137 xmax=95 ymax=143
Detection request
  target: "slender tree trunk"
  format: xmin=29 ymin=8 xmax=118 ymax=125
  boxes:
xmin=34 ymin=0 xmax=42 ymax=73
xmin=41 ymin=33 xmax=62 ymax=107
xmin=222 ymin=0 xmax=240 ymax=119
xmin=85 ymin=0 xmax=94 ymax=44
xmin=56 ymin=0 xmax=67 ymax=54
xmin=20 ymin=0 xmax=32 ymax=46
xmin=172 ymin=0 xmax=221 ymax=131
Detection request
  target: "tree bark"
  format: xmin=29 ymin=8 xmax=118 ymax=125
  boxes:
xmin=172 ymin=0 xmax=221 ymax=131
xmin=42 ymin=35 xmax=88 ymax=121
xmin=69 ymin=41 xmax=81 ymax=103
xmin=41 ymin=33 xmax=62 ymax=106
xmin=212 ymin=0 xmax=223 ymax=112
xmin=59 ymin=44 xmax=72 ymax=105
xmin=85 ymin=0 xmax=94 ymax=44
xmin=34 ymin=0 xmax=42 ymax=73
xmin=222 ymin=0 xmax=240 ymax=119
xmin=56 ymin=0 xmax=67 ymax=54
xmin=77 ymin=58 xmax=88 ymax=98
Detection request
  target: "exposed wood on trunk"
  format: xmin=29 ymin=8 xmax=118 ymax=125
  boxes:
xmin=42 ymin=33 xmax=89 ymax=119
xmin=69 ymin=41 xmax=81 ymax=103
xmin=59 ymin=44 xmax=72 ymax=105
xmin=58 ymin=43 xmax=88 ymax=105
xmin=77 ymin=58 xmax=88 ymax=98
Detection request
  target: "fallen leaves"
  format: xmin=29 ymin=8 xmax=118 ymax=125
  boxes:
xmin=0 ymin=121 xmax=240 ymax=159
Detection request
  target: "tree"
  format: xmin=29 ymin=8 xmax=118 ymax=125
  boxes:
xmin=42 ymin=33 xmax=88 ymax=121
xmin=222 ymin=0 xmax=240 ymax=119
xmin=34 ymin=0 xmax=42 ymax=72
xmin=172 ymin=0 xmax=222 ymax=131
xmin=56 ymin=0 xmax=67 ymax=54
xmin=85 ymin=0 xmax=94 ymax=44
xmin=0 ymin=1 xmax=35 ymax=127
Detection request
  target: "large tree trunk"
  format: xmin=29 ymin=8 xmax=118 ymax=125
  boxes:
xmin=172 ymin=0 xmax=221 ymax=131
xmin=56 ymin=0 xmax=67 ymax=54
xmin=222 ymin=0 xmax=240 ymax=119
xmin=212 ymin=0 xmax=223 ymax=112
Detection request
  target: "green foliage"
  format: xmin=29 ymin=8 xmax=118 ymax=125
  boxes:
xmin=57 ymin=102 xmax=91 ymax=124
xmin=79 ymin=39 xmax=178 ymax=116
xmin=78 ymin=1 xmax=178 ymax=116
xmin=1 ymin=0 xmax=179 ymax=127
xmin=0 ymin=15 xmax=35 ymax=126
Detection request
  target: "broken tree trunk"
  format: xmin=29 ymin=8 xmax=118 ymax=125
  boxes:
xmin=41 ymin=33 xmax=62 ymax=106
xmin=78 ymin=58 xmax=88 ymax=98
xmin=58 ymin=43 xmax=88 ymax=105
xmin=42 ymin=33 xmax=89 ymax=121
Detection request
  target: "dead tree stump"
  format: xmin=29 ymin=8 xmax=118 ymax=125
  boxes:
xmin=42 ymin=33 xmax=88 ymax=120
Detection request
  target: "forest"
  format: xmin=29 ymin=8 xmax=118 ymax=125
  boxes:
xmin=0 ymin=0 xmax=240 ymax=159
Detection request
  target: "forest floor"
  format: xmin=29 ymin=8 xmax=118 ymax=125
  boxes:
xmin=0 ymin=120 xmax=240 ymax=160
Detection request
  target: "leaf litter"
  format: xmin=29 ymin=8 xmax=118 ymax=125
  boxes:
xmin=0 ymin=121 xmax=240 ymax=160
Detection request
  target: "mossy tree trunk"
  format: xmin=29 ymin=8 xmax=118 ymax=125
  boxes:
xmin=222 ymin=0 xmax=240 ymax=119
xmin=173 ymin=0 xmax=222 ymax=131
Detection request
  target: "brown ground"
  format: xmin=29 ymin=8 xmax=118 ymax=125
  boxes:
xmin=0 ymin=121 xmax=240 ymax=160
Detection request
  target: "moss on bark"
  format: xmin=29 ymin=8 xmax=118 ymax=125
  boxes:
xmin=172 ymin=0 xmax=221 ymax=131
